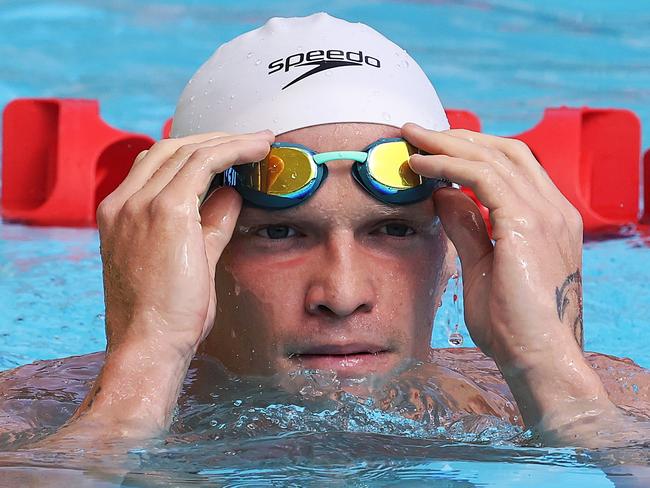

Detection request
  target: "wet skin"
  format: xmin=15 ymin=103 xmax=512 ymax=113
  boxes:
xmin=204 ymin=123 xmax=450 ymax=380
xmin=1 ymin=122 xmax=650 ymax=452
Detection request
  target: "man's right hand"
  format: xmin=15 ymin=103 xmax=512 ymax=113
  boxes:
xmin=47 ymin=130 xmax=274 ymax=442
xmin=97 ymin=130 xmax=274 ymax=359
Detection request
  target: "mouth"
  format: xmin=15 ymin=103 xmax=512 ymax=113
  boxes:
xmin=287 ymin=343 xmax=394 ymax=377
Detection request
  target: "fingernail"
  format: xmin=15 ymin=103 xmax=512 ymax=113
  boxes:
xmin=405 ymin=122 xmax=422 ymax=130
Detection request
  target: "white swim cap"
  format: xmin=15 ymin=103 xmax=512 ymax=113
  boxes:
xmin=170 ymin=12 xmax=449 ymax=137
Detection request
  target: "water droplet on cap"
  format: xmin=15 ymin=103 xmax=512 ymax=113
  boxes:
xmin=247 ymin=52 xmax=253 ymax=58
xmin=255 ymin=59 xmax=261 ymax=65
xmin=382 ymin=112 xmax=391 ymax=121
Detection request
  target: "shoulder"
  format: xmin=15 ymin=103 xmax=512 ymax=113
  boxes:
xmin=585 ymin=351 xmax=650 ymax=419
xmin=0 ymin=353 xmax=104 ymax=435
xmin=427 ymin=348 xmax=650 ymax=421
xmin=419 ymin=347 xmax=521 ymax=424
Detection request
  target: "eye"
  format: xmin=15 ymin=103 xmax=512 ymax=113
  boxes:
xmin=256 ymin=225 xmax=298 ymax=239
xmin=377 ymin=223 xmax=415 ymax=237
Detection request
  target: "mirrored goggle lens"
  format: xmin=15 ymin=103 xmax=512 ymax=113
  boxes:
xmin=366 ymin=141 xmax=423 ymax=189
xmin=236 ymin=147 xmax=317 ymax=196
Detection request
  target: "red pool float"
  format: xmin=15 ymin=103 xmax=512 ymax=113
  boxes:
xmin=1 ymin=98 xmax=646 ymax=233
xmin=1 ymin=98 xmax=154 ymax=227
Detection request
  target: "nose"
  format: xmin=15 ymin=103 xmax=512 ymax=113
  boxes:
xmin=304 ymin=231 xmax=376 ymax=318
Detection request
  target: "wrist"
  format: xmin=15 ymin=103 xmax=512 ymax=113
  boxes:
xmin=492 ymin=331 xmax=614 ymax=429
xmin=73 ymin=330 xmax=195 ymax=436
xmin=106 ymin=306 xmax=203 ymax=360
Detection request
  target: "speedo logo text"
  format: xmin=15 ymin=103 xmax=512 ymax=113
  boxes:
xmin=268 ymin=49 xmax=381 ymax=89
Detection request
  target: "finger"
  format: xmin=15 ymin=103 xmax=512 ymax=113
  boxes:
xmin=402 ymin=123 xmax=545 ymax=206
xmin=200 ymin=187 xmax=242 ymax=280
xmin=434 ymin=187 xmax=493 ymax=275
xmin=112 ymin=131 xmax=231 ymax=200
xmin=402 ymin=123 xmax=515 ymax=172
xmin=138 ymin=131 xmax=274 ymax=200
xmin=157 ymin=138 xmax=271 ymax=204
xmin=444 ymin=129 xmax=574 ymax=212
xmin=114 ymin=130 xmax=271 ymax=203
xmin=409 ymin=153 xmax=517 ymax=212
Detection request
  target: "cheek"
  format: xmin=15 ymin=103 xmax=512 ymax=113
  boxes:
xmin=375 ymin=233 xmax=447 ymax=334
xmin=217 ymin=246 xmax=310 ymax=332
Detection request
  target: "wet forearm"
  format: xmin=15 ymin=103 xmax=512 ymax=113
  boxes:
xmin=494 ymin=333 xmax=624 ymax=446
xmin=50 ymin=332 xmax=193 ymax=442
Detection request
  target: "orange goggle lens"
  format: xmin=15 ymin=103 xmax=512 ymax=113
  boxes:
xmin=235 ymin=146 xmax=318 ymax=196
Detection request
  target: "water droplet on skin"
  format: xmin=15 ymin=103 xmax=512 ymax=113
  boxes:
xmin=448 ymin=332 xmax=463 ymax=346
xmin=234 ymin=284 xmax=241 ymax=296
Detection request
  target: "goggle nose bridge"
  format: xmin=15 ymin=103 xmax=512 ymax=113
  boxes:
xmin=312 ymin=151 xmax=369 ymax=165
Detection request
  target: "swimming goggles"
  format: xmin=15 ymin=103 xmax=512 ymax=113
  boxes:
xmin=211 ymin=138 xmax=450 ymax=208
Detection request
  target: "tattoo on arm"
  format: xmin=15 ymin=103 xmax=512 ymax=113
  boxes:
xmin=555 ymin=269 xmax=584 ymax=349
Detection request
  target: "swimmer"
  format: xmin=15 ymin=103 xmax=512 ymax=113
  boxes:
xmin=2 ymin=13 xmax=650 ymax=457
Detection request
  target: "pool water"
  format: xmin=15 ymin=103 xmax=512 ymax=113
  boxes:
xmin=1 ymin=0 xmax=650 ymax=486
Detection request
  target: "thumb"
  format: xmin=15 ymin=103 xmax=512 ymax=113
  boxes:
xmin=434 ymin=187 xmax=493 ymax=274
xmin=199 ymin=187 xmax=243 ymax=275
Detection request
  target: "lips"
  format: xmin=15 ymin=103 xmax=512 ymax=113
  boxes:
xmin=287 ymin=343 xmax=393 ymax=377
xmin=296 ymin=343 xmax=387 ymax=356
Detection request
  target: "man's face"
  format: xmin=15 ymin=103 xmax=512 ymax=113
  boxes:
xmin=205 ymin=123 xmax=451 ymax=381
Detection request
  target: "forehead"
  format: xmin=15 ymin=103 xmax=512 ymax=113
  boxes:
xmin=275 ymin=122 xmax=401 ymax=151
